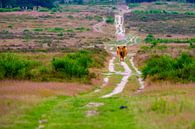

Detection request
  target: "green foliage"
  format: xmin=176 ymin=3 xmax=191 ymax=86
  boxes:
xmin=85 ymin=16 xmax=93 ymax=20
xmin=151 ymin=98 xmax=167 ymax=113
xmin=38 ymin=7 xmax=50 ymax=12
xmin=57 ymin=32 xmax=64 ymax=36
xmin=67 ymin=15 xmax=74 ymax=19
xmin=0 ymin=48 xmax=108 ymax=81
xmin=7 ymin=24 xmax=13 ymax=29
xmin=0 ymin=7 xmax=20 ymax=12
xmin=154 ymin=1 xmax=168 ymax=5
xmin=33 ymin=28 xmax=44 ymax=32
xmin=106 ymin=16 xmax=114 ymax=24
xmin=132 ymin=9 xmax=195 ymax=15
xmin=46 ymin=27 xmax=90 ymax=33
xmin=52 ymin=50 xmax=92 ymax=78
xmin=142 ymin=53 xmax=195 ymax=82
xmin=46 ymin=27 xmax=65 ymax=33
xmin=75 ymin=27 xmax=90 ymax=32
xmin=144 ymin=34 xmax=155 ymax=43
xmin=128 ymin=3 xmax=140 ymax=9
xmin=144 ymin=34 xmax=195 ymax=44
xmin=94 ymin=15 xmax=103 ymax=22
xmin=0 ymin=53 xmax=36 ymax=79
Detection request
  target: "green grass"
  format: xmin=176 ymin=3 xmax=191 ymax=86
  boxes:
xmin=0 ymin=96 xmax=68 ymax=129
xmin=2 ymin=85 xmax=194 ymax=129
xmin=1 ymin=50 xmax=195 ymax=129
xmin=114 ymin=58 xmax=125 ymax=72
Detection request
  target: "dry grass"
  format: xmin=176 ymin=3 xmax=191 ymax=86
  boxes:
xmin=0 ymin=80 xmax=92 ymax=115
xmin=0 ymin=7 xmax=115 ymax=51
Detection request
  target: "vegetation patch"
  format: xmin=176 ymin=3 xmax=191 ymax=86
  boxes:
xmin=0 ymin=53 xmax=39 ymax=79
xmin=0 ymin=48 xmax=107 ymax=82
xmin=142 ymin=53 xmax=195 ymax=82
xmin=128 ymin=3 xmax=140 ymax=9
xmin=106 ymin=16 xmax=114 ymax=24
xmin=144 ymin=34 xmax=195 ymax=47
xmin=0 ymin=7 xmax=20 ymax=12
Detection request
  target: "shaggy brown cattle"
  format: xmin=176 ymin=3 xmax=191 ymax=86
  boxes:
xmin=117 ymin=46 xmax=127 ymax=61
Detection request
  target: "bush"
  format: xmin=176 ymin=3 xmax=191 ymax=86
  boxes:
xmin=0 ymin=53 xmax=34 ymax=79
xmin=52 ymin=50 xmax=92 ymax=78
xmin=8 ymin=24 xmax=13 ymax=29
xmin=106 ymin=16 xmax=114 ymax=24
xmin=34 ymin=28 xmax=43 ymax=32
xmin=142 ymin=53 xmax=195 ymax=82
xmin=144 ymin=34 xmax=155 ymax=43
xmin=0 ymin=7 xmax=20 ymax=12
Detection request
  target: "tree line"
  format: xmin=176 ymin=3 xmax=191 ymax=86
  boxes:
xmin=125 ymin=0 xmax=195 ymax=3
xmin=0 ymin=0 xmax=57 ymax=9
xmin=0 ymin=0 xmax=194 ymax=9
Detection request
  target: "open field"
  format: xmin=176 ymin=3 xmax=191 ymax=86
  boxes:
xmin=125 ymin=2 xmax=195 ymax=37
xmin=0 ymin=5 xmax=115 ymax=51
xmin=0 ymin=2 xmax=195 ymax=129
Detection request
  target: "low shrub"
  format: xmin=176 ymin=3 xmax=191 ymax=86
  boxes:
xmin=85 ymin=16 xmax=93 ymax=21
xmin=0 ymin=53 xmax=38 ymax=79
xmin=52 ymin=50 xmax=92 ymax=78
xmin=34 ymin=28 xmax=44 ymax=32
xmin=106 ymin=16 xmax=114 ymax=24
xmin=8 ymin=24 xmax=13 ymax=29
xmin=128 ymin=3 xmax=140 ymax=9
xmin=46 ymin=27 xmax=65 ymax=33
xmin=142 ymin=53 xmax=195 ymax=82
xmin=67 ymin=15 xmax=74 ymax=19
xmin=0 ymin=7 xmax=20 ymax=12
xmin=144 ymin=34 xmax=195 ymax=44
xmin=94 ymin=15 xmax=103 ymax=22
xmin=75 ymin=27 xmax=90 ymax=32
xmin=132 ymin=9 xmax=195 ymax=15
xmin=38 ymin=7 xmax=49 ymax=12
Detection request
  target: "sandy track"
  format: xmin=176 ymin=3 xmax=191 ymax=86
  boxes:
xmin=101 ymin=60 xmax=131 ymax=98
xmin=100 ymin=5 xmax=144 ymax=98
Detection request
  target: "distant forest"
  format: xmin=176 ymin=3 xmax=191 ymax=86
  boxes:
xmin=125 ymin=0 xmax=195 ymax=3
xmin=0 ymin=0 xmax=194 ymax=9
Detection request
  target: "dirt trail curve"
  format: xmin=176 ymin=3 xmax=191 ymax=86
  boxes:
xmin=93 ymin=17 xmax=106 ymax=33
xmin=101 ymin=5 xmax=144 ymax=98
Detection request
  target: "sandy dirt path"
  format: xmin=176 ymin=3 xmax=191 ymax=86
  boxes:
xmin=101 ymin=5 xmax=144 ymax=98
